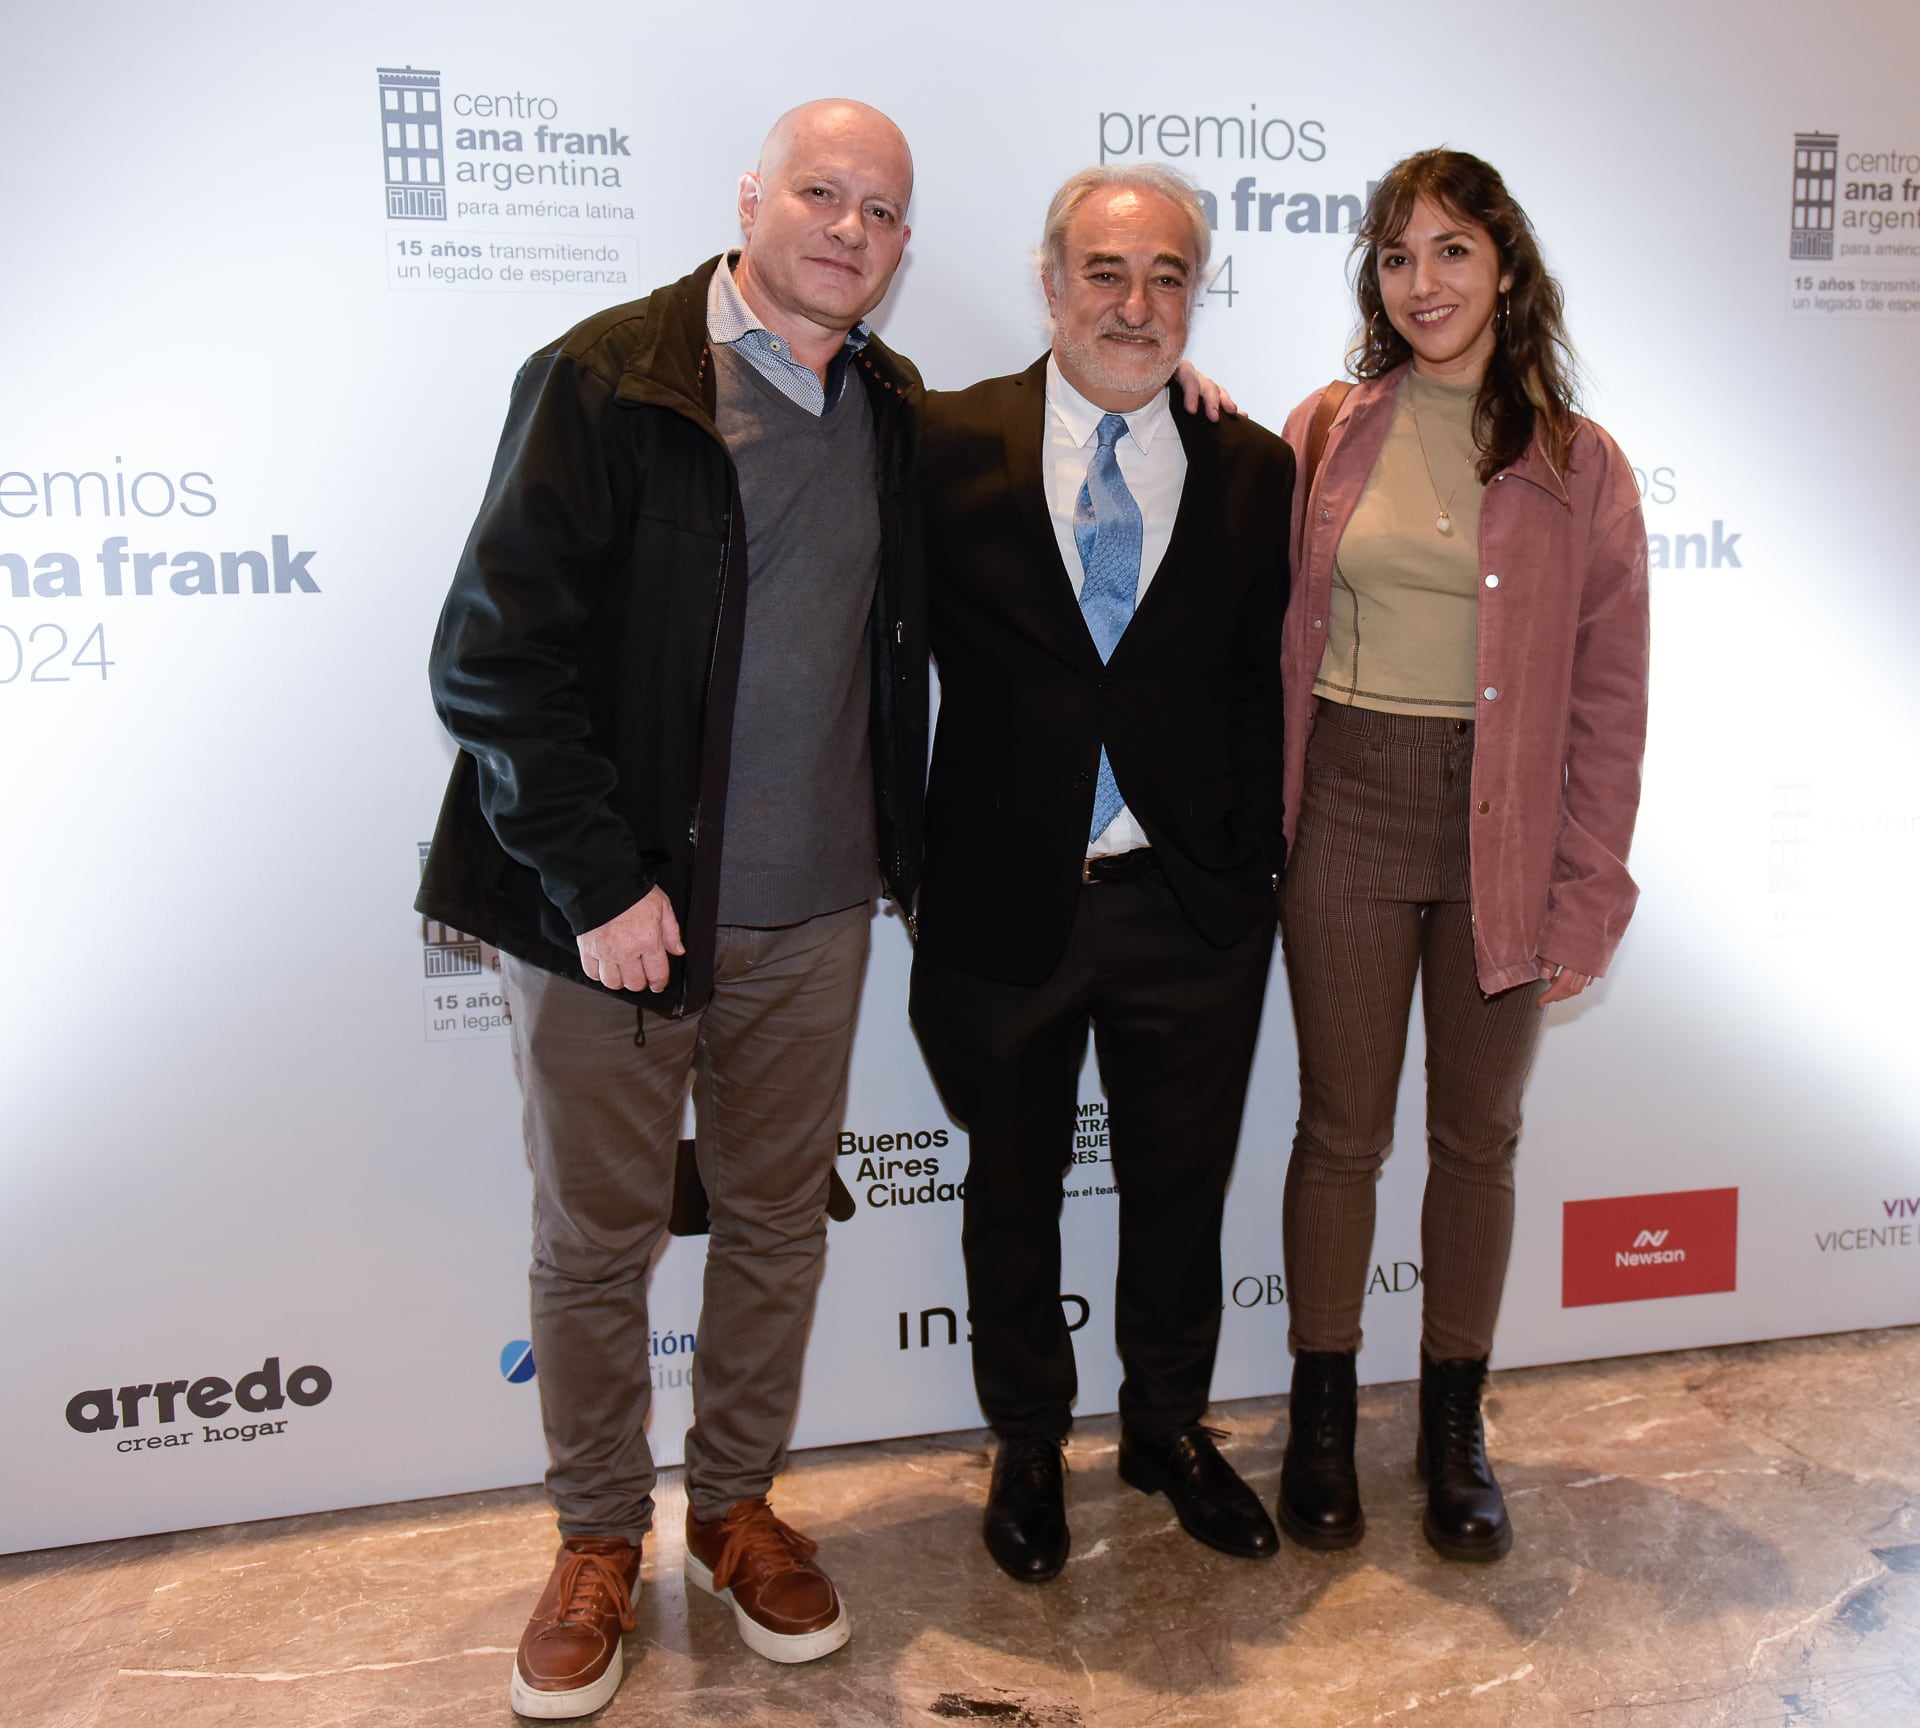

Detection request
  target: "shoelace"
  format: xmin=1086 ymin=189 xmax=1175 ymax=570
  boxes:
xmin=1175 ymin=1422 xmax=1232 ymax=1458
xmin=999 ymin=1438 xmax=1067 ymax=1491
xmin=1428 ymin=1383 xmax=1490 ymax=1467
xmin=710 ymin=1505 xmax=817 ymax=1594
xmin=1299 ymin=1376 xmax=1357 ymax=1455
xmin=552 ymin=1550 xmax=636 ymax=1634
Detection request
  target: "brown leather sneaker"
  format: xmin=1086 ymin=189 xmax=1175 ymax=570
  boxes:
xmin=683 ymin=1498 xmax=850 ymax=1664
xmin=508 ymin=1536 xmax=640 ymax=1720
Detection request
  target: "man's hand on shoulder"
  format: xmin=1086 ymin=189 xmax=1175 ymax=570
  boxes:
xmin=1174 ymin=358 xmax=1244 ymax=422
xmin=577 ymin=887 xmax=684 ymax=994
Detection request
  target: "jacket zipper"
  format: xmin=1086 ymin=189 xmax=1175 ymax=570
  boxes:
xmin=879 ymin=427 xmax=911 ymax=907
xmin=675 ymin=498 xmax=733 ymax=1018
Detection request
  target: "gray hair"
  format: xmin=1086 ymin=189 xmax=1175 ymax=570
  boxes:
xmin=1038 ymin=164 xmax=1212 ymax=304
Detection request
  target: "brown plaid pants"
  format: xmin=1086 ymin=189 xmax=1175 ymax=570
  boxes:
xmin=1280 ymin=699 xmax=1547 ymax=1361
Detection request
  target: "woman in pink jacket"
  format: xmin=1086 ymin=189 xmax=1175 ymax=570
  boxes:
xmin=1274 ymin=150 xmax=1649 ymax=1563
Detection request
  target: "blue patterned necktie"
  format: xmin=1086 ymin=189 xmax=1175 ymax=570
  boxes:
xmin=1073 ymin=411 xmax=1143 ymax=842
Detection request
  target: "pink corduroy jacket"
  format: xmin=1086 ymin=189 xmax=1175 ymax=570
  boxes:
xmin=1280 ymin=367 xmax=1650 ymax=992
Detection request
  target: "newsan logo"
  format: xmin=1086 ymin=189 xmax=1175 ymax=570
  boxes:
xmin=1563 ymin=1188 xmax=1737 ymax=1308
xmin=1619 ymin=1227 xmax=1685 ymax=1266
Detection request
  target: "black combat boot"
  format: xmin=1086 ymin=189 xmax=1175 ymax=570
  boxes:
xmin=1277 ymin=1349 xmax=1363 ymax=1550
xmin=1416 ymin=1351 xmax=1511 ymax=1561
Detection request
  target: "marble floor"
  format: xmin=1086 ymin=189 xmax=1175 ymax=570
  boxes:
xmin=8 ymin=1327 xmax=1919 ymax=1728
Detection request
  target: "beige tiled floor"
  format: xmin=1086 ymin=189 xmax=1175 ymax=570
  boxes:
xmin=8 ymin=1328 xmax=1919 ymax=1727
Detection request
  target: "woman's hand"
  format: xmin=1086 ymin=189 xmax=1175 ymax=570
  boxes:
xmin=1174 ymin=359 xmax=1243 ymax=421
xmin=1537 ymin=958 xmax=1594 ymax=1004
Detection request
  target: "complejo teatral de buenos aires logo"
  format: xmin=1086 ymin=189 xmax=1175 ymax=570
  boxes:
xmin=1561 ymin=1187 xmax=1738 ymax=1308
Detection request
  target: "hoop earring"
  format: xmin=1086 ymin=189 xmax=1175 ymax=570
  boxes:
xmin=1497 ymin=291 xmax=1511 ymax=340
xmin=1368 ymin=308 xmax=1383 ymax=348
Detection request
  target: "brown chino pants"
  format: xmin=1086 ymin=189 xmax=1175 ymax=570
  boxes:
xmin=502 ymin=902 xmax=870 ymax=1542
xmin=1280 ymin=700 xmax=1546 ymax=1362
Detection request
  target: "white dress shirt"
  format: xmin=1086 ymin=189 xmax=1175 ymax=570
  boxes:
xmin=1043 ymin=355 xmax=1189 ymax=856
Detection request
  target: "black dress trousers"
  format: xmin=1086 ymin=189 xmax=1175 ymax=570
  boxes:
xmin=911 ymin=865 xmax=1274 ymax=1444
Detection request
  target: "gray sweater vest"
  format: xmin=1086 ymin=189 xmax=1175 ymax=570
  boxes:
xmin=712 ymin=343 xmax=883 ymax=927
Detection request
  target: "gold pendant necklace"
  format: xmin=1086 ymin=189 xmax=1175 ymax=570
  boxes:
xmin=1409 ymin=401 xmax=1467 ymax=536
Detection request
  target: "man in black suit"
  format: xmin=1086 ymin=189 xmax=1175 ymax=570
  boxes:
xmin=909 ymin=165 xmax=1293 ymax=1582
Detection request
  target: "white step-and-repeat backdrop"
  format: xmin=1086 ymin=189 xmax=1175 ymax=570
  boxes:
xmin=7 ymin=1 xmax=1918 ymax=1554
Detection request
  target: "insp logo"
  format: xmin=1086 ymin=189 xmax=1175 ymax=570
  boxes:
xmin=500 ymin=1340 xmax=536 ymax=1384
xmin=897 ymin=1295 xmax=1090 ymax=1350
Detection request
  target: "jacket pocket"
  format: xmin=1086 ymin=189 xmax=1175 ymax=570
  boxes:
xmin=1187 ymin=775 xmax=1236 ymax=817
xmin=929 ymin=763 xmax=1000 ymax=813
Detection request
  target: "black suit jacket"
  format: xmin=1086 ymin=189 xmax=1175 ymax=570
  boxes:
xmin=915 ymin=356 xmax=1293 ymax=987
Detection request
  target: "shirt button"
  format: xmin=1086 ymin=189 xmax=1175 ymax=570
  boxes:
xmin=1484 ymin=573 xmax=1500 ymax=588
xmin=1482 ymin=686 xmax=1499 ymax=701
xmin=1318 ymin=507 xmax=1331 ymax=523
xmin=1477 ymin=800 xmax=1490 ymax=814
xmin=1312 ymin=618 xmax=1324 ymax=629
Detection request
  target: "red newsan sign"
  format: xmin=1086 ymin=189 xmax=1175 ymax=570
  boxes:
xmin=1562 ymin=1188 xmax=1739 ymax=1308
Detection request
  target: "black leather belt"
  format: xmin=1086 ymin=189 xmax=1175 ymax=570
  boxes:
xmin=1082 ymin=847 xmax=1157 ymax=885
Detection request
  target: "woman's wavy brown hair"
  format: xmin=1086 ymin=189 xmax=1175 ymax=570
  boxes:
xmin=1349 ymin=150 xmax=1580 ymax=482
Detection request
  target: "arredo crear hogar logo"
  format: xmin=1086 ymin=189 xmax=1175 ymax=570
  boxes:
xmin=65 ymin=1355 xmax=333 ymax=1455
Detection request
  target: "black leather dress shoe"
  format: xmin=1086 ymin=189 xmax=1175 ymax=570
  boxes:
xmin=1118 ymin=1426 xmax=1279 ymax=1559
xmin=982 ymin=1437 xmax=1069 ymax=1583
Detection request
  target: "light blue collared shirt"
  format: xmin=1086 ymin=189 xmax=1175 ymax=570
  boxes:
xmin=706 ymin=251 xmax=869 ymax=416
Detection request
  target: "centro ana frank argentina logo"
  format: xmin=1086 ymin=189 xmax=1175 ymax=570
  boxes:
xmin=379 ymin=67 xmax=632 ymax=220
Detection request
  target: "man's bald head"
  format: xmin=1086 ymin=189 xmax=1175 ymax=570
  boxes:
xmin=733 ymin=98 xmax=914 ymax=356
xmin=756 ymin=99 xmax=913 ymax=204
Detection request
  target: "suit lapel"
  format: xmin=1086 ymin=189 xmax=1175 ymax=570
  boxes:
xmin=1002 ymin=356 xmax=1105 ymax=673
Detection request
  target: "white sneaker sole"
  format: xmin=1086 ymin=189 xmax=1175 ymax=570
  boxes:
xmin=684 ymin=1551 xmax=851 ymax=1664
xmin=508 ymin=1642 xmax=624 ymax=1720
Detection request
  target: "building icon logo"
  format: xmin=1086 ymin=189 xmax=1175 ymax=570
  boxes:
xmin=423 ymin=916 xmax=483 ymax=977
xmin=380 ymin=67 xmax=446 ymax=221
xmin=1791 ymin=132 xmax=1838 ymax=260
xmin=418 ymin=841 xmax=489 ymax=977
